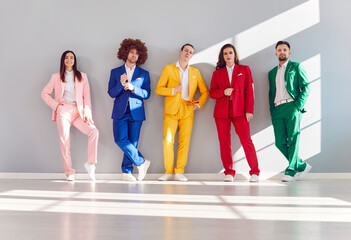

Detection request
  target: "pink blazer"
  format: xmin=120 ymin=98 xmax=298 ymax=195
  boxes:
xmin=41 ymin=72 xmax=92 ymax=121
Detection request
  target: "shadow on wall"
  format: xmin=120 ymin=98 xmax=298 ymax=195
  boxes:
xmin=186 ymin=0 xmax=321 ymax=176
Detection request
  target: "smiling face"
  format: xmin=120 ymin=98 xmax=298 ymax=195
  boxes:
xmin=64 ymin=52 xmax=75 ymax=70
xmin=223 ymin=47 xmax=235 ymax=67
xmin=179 ymin=45 xmax=194 ymax=63
xmin=275 ymin=44 xmax=291 ymax=62
xmin=126 ymin=48 xmax=139 ymax=65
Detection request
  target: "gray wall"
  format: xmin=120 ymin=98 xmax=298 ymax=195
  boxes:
xmin=0 ymin=0 xmax=350 ymax=174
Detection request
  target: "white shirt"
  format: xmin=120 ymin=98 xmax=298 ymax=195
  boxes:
xmin=125 ymin=64 xmax=136 ymax=82
xmin=62 ymin=70 xmax=76 ymax=102
xmin=274 ymin=61 xmax=292 ymax=103
xmin=226 ymin=64 xmax=235 ymax=85
xmin=176 ymin=61 xmax=189 ymax=101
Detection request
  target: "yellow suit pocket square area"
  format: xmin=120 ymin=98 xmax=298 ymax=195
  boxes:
xmin=192 ymin=76 xmax=196 ymax=78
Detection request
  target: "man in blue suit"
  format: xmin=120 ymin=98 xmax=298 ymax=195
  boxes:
xmin=108 ymin=38 xmax=151 ymax=181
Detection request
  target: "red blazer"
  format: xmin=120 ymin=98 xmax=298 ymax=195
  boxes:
xmin=210 ymin=65 xmax=254 ymax=118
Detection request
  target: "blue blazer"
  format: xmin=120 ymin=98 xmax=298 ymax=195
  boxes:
xmin=108 ymin=65 xmax=151 ymax=121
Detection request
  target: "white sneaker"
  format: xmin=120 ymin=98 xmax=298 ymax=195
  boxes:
xmin=295 ymin=163 xmax=312 ymax=181
xmin=137 ymin=159 xmax=150 ymax=181
xmin=122 ymin=173 xmax=137 ymax=181
xmin=84 ymin=162 xmax=96 ymax=181
xmin=281 ymin=175 xmax=295 ymax=182
xmin=174 ymin=173 xmax=188 ymax=182
xmin=249 ymin=174 xmax=259 ymax=182
xmin=158 ymin=174 xmax=174 ymax=181
xmin=224 ymin=174 xmax=234 ymax=182
xmin=67 ymin=174 xmax=75 ymax=181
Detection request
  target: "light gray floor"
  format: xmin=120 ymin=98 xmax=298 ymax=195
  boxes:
xmin=1 ymin=179 xmax=351 ymax=240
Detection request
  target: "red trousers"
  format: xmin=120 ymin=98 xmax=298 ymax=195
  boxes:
xmin=215 ymin=101 xmax=260 ymax=177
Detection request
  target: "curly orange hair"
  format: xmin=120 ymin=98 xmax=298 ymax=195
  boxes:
xmin=117 ymin=38 xmax=148 ymax=65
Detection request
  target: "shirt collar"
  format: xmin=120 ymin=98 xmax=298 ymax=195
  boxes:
xmin=125 ymin=63 xmax=136 ymax=72
xmin=278 ymin=60 xmax=288 ymax=69
xmin=176 ymin=61 xmax=189 ymax=72
xmin=226 ymin=64 xmax=235 ymax=71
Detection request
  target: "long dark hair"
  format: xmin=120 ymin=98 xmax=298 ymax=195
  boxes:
xmin=60 ymin=50 xmax=82 ymax=82
xmin=216 ymin=44 xmax=239 ymax=70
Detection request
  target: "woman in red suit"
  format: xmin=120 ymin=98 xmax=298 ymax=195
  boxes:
xmin=210 ymin=44 xmax=260 ymax=182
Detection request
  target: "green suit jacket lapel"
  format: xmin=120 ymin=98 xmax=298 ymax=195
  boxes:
xmin=270 ymin=66 xmax=278 ymax=95
xmin=284 ymin=60 xmax=292 ymax=84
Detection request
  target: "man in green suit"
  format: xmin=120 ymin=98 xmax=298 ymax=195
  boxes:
xmin=268 ymin=41 xmax=312 ymax=182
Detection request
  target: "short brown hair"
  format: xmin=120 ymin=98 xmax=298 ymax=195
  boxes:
xmin=117 ymin=38 xmax=148 ymax=65
xmin=275 ymin=41 xmax=290 ymax=49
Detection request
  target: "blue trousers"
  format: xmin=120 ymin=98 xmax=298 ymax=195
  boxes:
xmin=113 ymin=111 xmax=145 ymax=174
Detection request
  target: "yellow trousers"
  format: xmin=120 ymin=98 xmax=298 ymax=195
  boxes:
xmin=163 ymin=100 xmax=194 ymax=174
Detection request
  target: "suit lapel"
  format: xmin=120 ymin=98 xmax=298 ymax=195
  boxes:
xmin=173 ymin=63 xmax=181 ymax=84
xmin=74 ymin=76 xmax=80 ymax=99
xmin=188 ymin=67 xmax=196 ymax=96
xmin=271 ymin=67 xmax=278 ymax=81
xmin=231 ymin=65 xmax=240 ymax=87
xmin=60 ymin=78 xmax=66 ymax=99
xmin=220 ymin=67 xmax=230 ymax=87
xmin=121 ymin=65 xmax=127 ymax=75
xmin=270 ymin=66 xmax=278 ymax=95
xmin=131 ymin=66 xmax=140 ymax=82
xmin=284 ymin=60 xmax=292 ymax=84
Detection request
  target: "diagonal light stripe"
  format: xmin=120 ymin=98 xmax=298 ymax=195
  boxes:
xmin=1 ymin=196 xmax=351 ymax=221
xmin=236 ymin=206 xmax=351 ymax=222
xmin=234 ymin=0 xmax=320 ymax=60
xmin=190 ymin=38 xmax=233 ymax=66
xmin=1 ymin=190 xmax=350 ymax=206
xmin=0 ymin=198 xmax=239 ymax=220
xmin=191 ymin=0 xmax=320 ymax=65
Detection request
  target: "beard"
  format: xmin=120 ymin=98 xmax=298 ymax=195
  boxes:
xmin=128 ymin=58 xmax=137 ymax=64
xmin=278 ymin=56 xmax=288 ymax=61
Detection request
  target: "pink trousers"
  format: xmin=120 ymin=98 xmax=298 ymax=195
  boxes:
xmin=56 ymin=103 xmax=99 ymax=176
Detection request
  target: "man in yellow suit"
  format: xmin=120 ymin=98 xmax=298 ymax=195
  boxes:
xmin=156 ymin=43 xmax=209 ymax=181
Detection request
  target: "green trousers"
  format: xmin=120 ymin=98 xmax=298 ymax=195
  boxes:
xmin=271 ymin=102 xmax=306 ymax=176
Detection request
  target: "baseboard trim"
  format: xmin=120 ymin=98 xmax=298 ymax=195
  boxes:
xmin=0 ymin=173 xmax=351 ymax=180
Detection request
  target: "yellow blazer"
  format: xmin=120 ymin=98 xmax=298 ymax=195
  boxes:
xmin=156 ymin=63 xmax=209 ymax=115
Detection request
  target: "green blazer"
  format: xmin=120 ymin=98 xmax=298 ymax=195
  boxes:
xmin=268 ymin=60 xmax=310 ymax=114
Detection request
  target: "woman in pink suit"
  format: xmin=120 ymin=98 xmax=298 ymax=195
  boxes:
xmin=41 ymin=50 xmax=99 ymax=181
xmin=210 ymin=44 xmax=260 ymax=182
